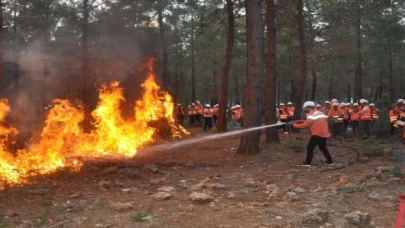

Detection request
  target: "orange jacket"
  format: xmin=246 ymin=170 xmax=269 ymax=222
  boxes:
xmin=341 ymin=107 xmax=349 ymax=120
xmin=287 ymin=107 xmax=295 ymax=117
xmin=328 ymin=108 xmax=344 ymax=123
xmin=350 ymin=109 xmax=361 ymax=122
xmin=360 ymin=105 xmax=371 ymax=120
xmin=203 ymin=108 xmax=213 ymax=118
xmin=371 ymin=108 xmax=379 ymax=121
xmin=293 ymin=110 xmax=329 ymax=138
xmin=279 ymin=108 xmax=288 ymax=120
xmin=389 ymin=110 xmax=398 ymax=123
xmin=212 ymin=107 xmax=219 ymax=116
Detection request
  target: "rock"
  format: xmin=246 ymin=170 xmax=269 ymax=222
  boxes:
xmin=275 ymin=216 xmax=282 ymax=220
xmin=208 ymin=183 xmax=226 ymax=190
xmin=376 ymin=166 xmax=394 ymax=172
xmin=152 ymin=192 xmax=172 ymax=201
xmin=100 ymin=166 xmax=118 ymax=175
xmin=238 ymin=202 xmax=244 ymax=207
xmin=339 ymin=176 xmax=349 ymax=185
xmin=109 ymin=202 xmax=134 ymax=212
xmin=69 ymin=191 xmax=82 ymax=199
xmin=5 ymin=209 xmax=19 ymax=217
xmin=286 ymin=192 xmax=297 ymax=197
xmin=266 ymin=184 xmax=279 ymax=199
xmin=143 ymin=164 xmax=160 ymax=174
xmin=185 ymin=161 xmax=195 ymax=167
xmin=344 ymin=211 xmax=371 ymax=227
xmin=324 ymin=223 xmax=333 ymax=227
xmin=293 ymin=187 xmax=306 ymax=194
xmin=291 ymin=196 xmax=300 ymax=202
xmin=121 ymin=187 xmax=137 ymax=194
xmin=301 ymin=209 xmax=329 ymax=224
xmin=384 ymin=196 xmax=397 ymax=202
xmin=150 ymin=178 xmax=166 ymax=185
xmin=244 ymin=178 xmax=257 ymax=187
xmin=190 ymin=192 xmax=214 ymax=203
xmin=158 ymin=186 xmax=176 ymax=192
xmin=191 ymin=177 xmax=211 ymax=190
xmin=368 ymin=192 xmax=381 ymax=201
xmin=95 ymin=222 xmax=115 ymax=228
xmin=227 ymin=192 xmax=235 ymax=199
xmin=337 ymin=186 xmax=356 ymax=194
xmin=209 ymin=202 xmax=216 ymax=207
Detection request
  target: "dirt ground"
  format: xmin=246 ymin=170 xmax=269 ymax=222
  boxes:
xmin=0 ymin=127 xmax=404 ymax=228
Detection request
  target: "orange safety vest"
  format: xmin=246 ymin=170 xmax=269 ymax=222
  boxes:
xmin=176 ymin=106 xmax=185 ymax=115
xmin=360 ymin=105 xmax=371 ymax=121
xmin=194 ymin=104 xmax=203 ymax=114
xmin=212 ymin=107 xmax=219 ymax=116
xmin=371 ymin=109 xmax=379 ymax=121
xmin=287 ymin=107 xmax=295 ymax=117
xmin=203 ymin=108 xmax=213 ymax=118
xmin=350 ymin=109 xmax=361 ymax=122
xmin=389 ymin=110 xmax=398 ymax=123
xmin=232 ymin=109 xmax=242 ymax=120
xmin=341 ymin=107 xmax=349 ymax=120
xmin=188 ymin=106 xmax=194 ymax=115
xmin=329 ymin=109 xmax=343 ymax=123
xmin=279 ymin=109 xmax=288 ymax=120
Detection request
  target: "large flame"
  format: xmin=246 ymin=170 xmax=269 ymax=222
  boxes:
xmin=0 ymin=59 xmax=188 ymax=188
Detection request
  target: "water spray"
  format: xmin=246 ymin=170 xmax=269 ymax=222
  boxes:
xmin=141 ymin=121 xmax=295 ymax=153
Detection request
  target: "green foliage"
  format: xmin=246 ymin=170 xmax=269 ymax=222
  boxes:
xmin=389 ymin=166 xmax=404 ymax=179
xmin=0 ymin=222 xmax=11 ymax=228
xmin=358 ymin=137 xmax=386 ymax=157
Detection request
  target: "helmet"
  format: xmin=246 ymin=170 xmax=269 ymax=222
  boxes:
xmin=332 ymin=102 xmax=339 ymax=107
xmin=369 ymin=103 xmax=375 ymax=107
xmin=324 ymin=101 xmax=331 ymax=104
xmin=287 ymin=102 xmax=293 ymax=105
xmin=279 ymin=103 xmax=285 ymax=106
xmin=363 ymin=100 xmax=368 ymax=103
xmin=302 ymin=101 xmax=315 ymax=108
xmin=192 ymin=103 xmax=195 ymax=105
xmin=353 ymin=103 xmax=359 ymax=106
xmin=196 ymin=100 xmax=200 ymax=104
xmin=398 ymin=99 xmax=404 ymax=103
xmin=346 ymin=103 xmax=351 ymax=106
xmin=340 ymin=102 xmax=346 ymax=107
xmin=332 ymin=99 xmax=338 ymax=103
xmin=214 ymin=104 xmax=219 ymax=107
xmin=177 ymin=103 xmax=181 ymax=106
xmin=234 ymin=105 xmax=241 ymax=108
xmin=360 ymin=99 xmax=368 ymax=104
xmin=205 ymin=104 xmax=211 ymax=108
xmin=315 ymin=104 xmax=321 ymax=108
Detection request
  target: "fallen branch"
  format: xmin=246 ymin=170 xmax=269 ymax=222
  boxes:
xmin=49 ymin=219 xmax=71 ymax=228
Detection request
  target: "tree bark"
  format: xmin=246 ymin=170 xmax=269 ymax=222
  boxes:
xmin=389 ymin=48 xmax=394 ymax=102
xmin=292 ymin=0 xmax=307 ymax=123
xmin=237 ymin=0 xmax=263 ymax=155
xmin=264 ymin=0 xmax=279 ymax=143
xmin=82 ymin=0 xmax=90 ymax=131
xmin=191 ymin=17 xmax=196 ymax=102
xmin=157 ymin=5 xmax=169 ymax=88
xmin=217 ymin=0 xmax=235 ymax=132
xmin=355 ymin=0 xmax=362 ymax=100
xmin=0 ymin=0 xmax=2 ymax=91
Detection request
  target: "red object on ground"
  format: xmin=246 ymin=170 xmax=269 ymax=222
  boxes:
xmin=295 ymin=120 xmax=305 ymax=124
xmin=396 ymin=195 xmax=405 ymax=228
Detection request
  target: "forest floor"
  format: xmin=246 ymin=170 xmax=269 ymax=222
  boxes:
xmin=1 ymin=126 xmax=405 ymax=228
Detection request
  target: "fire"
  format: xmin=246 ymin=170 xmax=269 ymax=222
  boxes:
xmin=0 ymin=59 xmax=188 ymax=188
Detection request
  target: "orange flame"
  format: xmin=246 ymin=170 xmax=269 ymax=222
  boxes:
xmin=0 ymin=59 xmax=188 ymax=188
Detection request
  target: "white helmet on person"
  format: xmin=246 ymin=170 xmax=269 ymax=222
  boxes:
xmin=353 ymin=103 xmax=359 ymax=106
xmin=324 ymin=101 xmax=331 ymax=104
xmin=340 ymin=102 xmax=346 ymax=107
xmin=332 ymin=102 xmax=339 ymax=107
xmin=331 ymin=99 xmax=338 ymax=103
xmin=287 ymin=102 xmax=293 ymax=105
xmin=398 ymin=99 xmax=404 ymax=103
xmin=315 ymin=104 xmax=321 ymax=108
xmin=177 ymin=103 xmax=181 ymax=106
xmin=369 ymin=103 xmax=375 ymax=107
xmin=279 ymin=103 xmax=285 ymax=106
xmin=214 ymin=104 xmax=219 ymax=107
xmin=302 ymin=101 xmax=315 ymax=108
xmin=205 ymin=104 xmax=211 ymax=108
xmin=234 ymin=104 xmax=241 ymax=108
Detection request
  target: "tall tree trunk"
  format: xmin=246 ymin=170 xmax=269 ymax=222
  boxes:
xmin=237 ymin=0 xmax=263 ymax=155
xmin=355 ymin=0 xmax=363 ymax=100
xmin=277 ymin=79 xmax=280 ymax=105
xmin=217 ymin=0 xmax=235 ymax=132
xmin=306 ymin=0 xmax=317 ymax=102
xmin=157 ymin=6 xmax=169 ymax=88
xmin=264 ymin=0 xmax=279 ymax=143
xmin=234 ymin=74 xmax=239 ymax=104
xmin=13 ymin=0 xmax=18 ymax=90
xmin=0 ymin=0 xmax=2 ymax=91
xmin=310 ymin=66 xmax=317 ymax=101
xmin=174 ymin=61 xmax=179 ymax=102
xmin=191 ymin=18 xmax=196 ymax=102
xmin=389 ymin=48 xmax=394 ymax=102
xmin=347 ymin=82 xmax=351 ymax=103
xmin=292 ymin=0 xmax=307 ymax=123
xmin=82 ymin=0 xmax=90 ymax=130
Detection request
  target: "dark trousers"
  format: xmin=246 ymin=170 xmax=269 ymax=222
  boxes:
xmin=189 ymin=115 xmax=195 ymax=125
xmin=390 ymin=123 xmax=397 ymax=135
xmin=342 ymin=120 xmax=349 ymax=139
xmin=305 ymin=135 xmax=333 ymax=164
xmin=351 ymin=121 xmax=359 ymax=135
xmin=278 ymin=119 xmax=287 ymax=132
xmin=362 ymin=120 xmax=371 ymax=138
xmin=213 ymin=115 xmax=218 ymax=126
xmin=287 ymin=117 xmax=293 ymax=131
xmin=176 ymin=114 xmax=184 ymax=124
xmin=331 ymin=122 xmax=342 ymax=137
xmin=196 ymin=114 xmax=202 ymax=123
xmin=204 ymin=117 xmax=212 ymax=130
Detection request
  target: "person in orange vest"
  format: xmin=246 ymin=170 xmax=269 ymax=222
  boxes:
xmin=369 ymin=103 xmax=379 ymax=134
xmin=293 ymin=101 xmax=334 ymax=167
xmin=203 ymin=104 xmax=213 ymax=131
xmin=359 ymin=99 xmax=371 ymax=139
xmin=231 ymin=105 xmax=241 ymax=128
xmin=239 ymin=106 xmax=244 ymax=127
xmin=321 ymin=101 xmax=331 ymax=115
xmin=328 ymin=102 xmax=344 ymax=138
xmin=287 ymin=102 xmax=295 ymax=131
xmin=389 ymin=104 xmax=398 ymax=135
xmin=175 ymin=103 xmax=185 ymax=124
xmin=340 ymin=103 xmax=349 ymax=139
xmin=315 ymin=104 xmax=322 ymax=110
xmin=278 ymin=103 xmax=289 ymax=134
xmin=188 ymin=103 xmax=196 ymax=126
xmin=349 ymin=103 xmax=361 ymax=136
xmin=194 ymin=100 xmax=203 ymax=124
xmin=212 ymin=104 xmax=219 ymax=126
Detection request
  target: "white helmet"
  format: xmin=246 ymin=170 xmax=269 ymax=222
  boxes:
xmin=196 ymin=100 xmax=200 ymax=104
xmin=214 ymin=104 xmax=219 ymax=107
xmin=315 ymin=104 xmax=321 ymax=108
xmin=234 ymin=104 xmax=241 ymax=108
xmin=346 ymin=103 xmax=351 ymax=106
xmin=287 ymin=102 xmax=293 ymax=105
xmin=398 ymin=99 xmax=404 ymax=103
xmin=302 ymin=101 xmax=315 ymax=108
xmin=340 ymin=102 xmax=346 ymax=107
xmin=324 ymin=101 xmax=331 ymax=104
xmin=369 ymin=103 xmax=375 ymax=107
xmin=359 ymin=99 xmax=367 ymax=104
xmin=205 ymin=104 xmax=211 ymax=108
xmin=192 ymin=103 xmax=195 ymax=105
xmin=279 ymin=103 xmax=285 ymax=106
xmin=77 ymin=104 xmax=84 ymax=109
xmin=177 ymin=103 xmax=181 ymax=106
xmin=332 ymin=102 xmax=339 ymax=106
xmin=353 ymin=103 xmax=359 ymax=106
xmin=332 ymin=99 xmax=338 ymax=103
